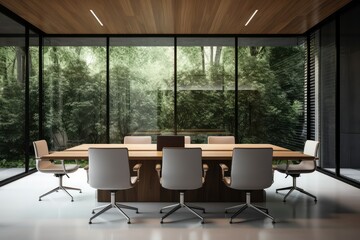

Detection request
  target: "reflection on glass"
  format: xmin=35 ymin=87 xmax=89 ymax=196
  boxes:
xmin=238 ymin=38 xmax=306 ymax=150
xmin=43 ymin=39 xmax=106 ymax=151
xmin=109 ymin=38 xmax=174 ymax=143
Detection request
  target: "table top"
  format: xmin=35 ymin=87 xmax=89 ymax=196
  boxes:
xmin=66 ymin=143 xmax=289 ymax=151
xmin=41 ymin=144 xmax=314 ymax=161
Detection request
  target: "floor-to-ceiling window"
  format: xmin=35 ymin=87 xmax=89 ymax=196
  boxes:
xmin=176 ymin=38 xmax=235 ymax=143
xmin=339 ymin=3 xmax=360 ymax=183
xmin=42 ymin=38 xmax=107 ymax=151
xmin=109 ymin=38 xmax=174 ymax=143
xmin=29 ymin=30 xmax=39 ymax=169
xmin=0 ymin=12 xmax=26 ymax=181
xmin=237 ymin=37 xmax=307 ymax=150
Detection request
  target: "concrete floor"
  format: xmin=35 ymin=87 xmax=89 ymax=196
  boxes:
xmin=0 ymin=169 xmax=360 ymax=240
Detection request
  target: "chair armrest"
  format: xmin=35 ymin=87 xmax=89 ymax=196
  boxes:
xmin=202 ymin=164 xmax=209 ymax=179
xmin=133 ymin=163 xmax=142 ymax=181
xmin=155 ymin=164 xmax=161 ymax=179
xmin=219 ymin=163 xmax=229 ymax=181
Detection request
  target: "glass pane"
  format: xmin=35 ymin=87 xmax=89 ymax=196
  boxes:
xmin=238 ymin=37 xmax=306 ymax=150
xmin=319 ymin=21 xmax=336 ymax=174
xmin=29 ymin=30 xmax=39 ymax=169
xmin=339 ymin=4 xmax=360 ymax=183
xmin=177 ymin=38 xmax=235 ymax=143
xmin=0 ymin=13 xmax=26 ymax=180
xmin=43 ymin=38 xmax=106 ymax=151
xmin=109 ymin=38 xmax=174 ymax=143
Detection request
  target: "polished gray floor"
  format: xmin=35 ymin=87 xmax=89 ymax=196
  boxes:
xmin=1 ymin=169 xmax=360 ymax=240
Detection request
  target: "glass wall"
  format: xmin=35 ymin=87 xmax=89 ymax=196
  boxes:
xmin=29 ymin=30 xmax=39 ymax=169
xmin=319 ymin=20 xmax=337 ymax=173
xmin=43 ymin=38 xmax=107 ymax=151
xmin=109 ymin=38 xmax=174 ymax=143
xmin=237 ymin=38 xmax=306 ymax=150
xmin=339 ymin=3 xmax=360 ymax=183
xmin=0 ymin=13 xmax=26 ymax=180
xmin=177 ymin=38 xmax=235 ymax=143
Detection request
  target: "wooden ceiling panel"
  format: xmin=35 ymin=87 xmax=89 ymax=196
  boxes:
xmin=0 ymin=0 xmax=352 ymax=34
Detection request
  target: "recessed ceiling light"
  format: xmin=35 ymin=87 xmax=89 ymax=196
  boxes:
xmin=90 ymin=10 xmax=103 ymax=26
xmin=245 ymin=10 xmax=258 ymax=26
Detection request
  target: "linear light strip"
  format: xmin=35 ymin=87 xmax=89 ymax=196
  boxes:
xmin=245 ymin=10 xmax=258 ymax=26
xmin=90 ymin=9 xmax=104 ymax=26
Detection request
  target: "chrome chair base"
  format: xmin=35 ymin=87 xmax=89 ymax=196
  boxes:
xmin=226 ymin=192 xmax=275 ymax=223
xmin=89 ymin=192 xmax=138 ymax=224
xmin=38 ymin=174 xmax=81 ymax=202
xmin=276 ymin=175 xmax=317 ymax=202
xmin=160 ymin=192 xmax=205 ymax=224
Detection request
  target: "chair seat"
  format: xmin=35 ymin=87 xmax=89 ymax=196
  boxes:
xmin=224 ymin=176 xmax=231 ymax=186
xmin=160 ymin=177 xmax=205 ymax=188
xmin=130 ymin=176 xmax=138 ymax=185
xmin=274 ymin=163 xmax=315 ymax=174
xmin=39 ymin=163 xmax=79 ymax=174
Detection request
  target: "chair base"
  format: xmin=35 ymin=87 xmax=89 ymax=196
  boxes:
xmin=276 ymin=175 xmax=317 ymax=202
xmin=226 ymin=192 xmax=275 ymax=223
xmin=160 ymin=192 xmax=205 ymax=224
xmin=89 ymin=192 xmax=138 ymax=224
xmin=39 ymin=174 xmax=81 ymax=202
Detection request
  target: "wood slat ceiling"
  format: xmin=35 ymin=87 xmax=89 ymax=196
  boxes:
xmin=0 ymin=0 xmax=352 ymax=35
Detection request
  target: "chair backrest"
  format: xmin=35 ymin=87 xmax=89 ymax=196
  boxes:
xmin=161 ymin=147 xmax=202 ymax=190
xmin=33 ymin=140 xmax=53 ymax=171
xmin=124 ymin=136 xmax=152 ymax=144
xmin=157 ymin=135 xmax=185 ymax=151
xmin=88 ymin=148 xmax=132 ymax=190
xmin=304 ymin=140 xmax=319 ymax=157
xmin=298 ymin=140 xmax=320 ymax=170
xmin=184 ymin=136 xmax=191 ymax=144
xmin=208 ymin=136 xmax=235 ymax=144
xmin=230 ymin=148 xmax=273 ymax=190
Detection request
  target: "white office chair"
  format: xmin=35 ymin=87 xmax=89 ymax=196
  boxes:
xmin=88 ymin=148 xmax=141 ymax=224
xmin=208 ymin=136 xmax=235 ymax=144
xmin=124 ymin=136 xmax=152 ymax=144
xmin=33 ymin=140 xmax=81 ymax=202
xmin=220 ymin=148 xmax=275 ymax=223
xmin=156 ymin=147 xmax=208 ymax=224
xmin=184 ymin=136 xmax=191 ymax=144
xmin=274 ymin=140 xmax=320 ymax=202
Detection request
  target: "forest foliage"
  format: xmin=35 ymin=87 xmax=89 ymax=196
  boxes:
xmin=0 ymin=41 xmax=306 ymax=167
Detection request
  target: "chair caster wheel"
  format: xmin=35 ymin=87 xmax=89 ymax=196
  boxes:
xmin=225 ymin=210 xmax=228 ymax=213
xmin=201 ymin=221 xmax=204 ymax=224
xmin=160 ymin=220 xmax=163 ymax=224
xmin=89 ymin=221 xmax=92 ymax=224
xmin=39 ymin=199 xmax=42 ymax=201
xmin=230 ymin=221 xmax=233 ymax=224
xmin=272 ymin=220 xmax=276 ymax=224
xmin=127 ymin=221 xmax=131 ymax=224
xmin=71 ymin=199 xmax=74 ymax=202
xmin=136 ymin=211 xmax=139 ymax=214
xmin=80 ymin=191 xmax=82 ymax=193
xmin=160 ymin=210 xmax=162 ymax=213
xmin=92 ymin=211 xmax=95 ymax=214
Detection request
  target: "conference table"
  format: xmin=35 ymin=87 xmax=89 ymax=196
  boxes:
xmin=41 ymin=144 xmax=315 ymax=202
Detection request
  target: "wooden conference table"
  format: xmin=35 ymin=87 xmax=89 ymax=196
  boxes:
xmin=41 ymin=144 xmax=314 ymax=202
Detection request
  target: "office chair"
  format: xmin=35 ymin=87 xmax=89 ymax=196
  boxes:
xmin=208 ymin=136 xmax=235 ymax=144
xmin=274 ymin=140 xmax=320 ymax=202
xmin=33 ymin=140 xmax=81 ymax=202
xmin=124 ymin=136 xmax=152 ymax=144
xmin=220 ymin=148 xmax=275 ymax=223
xmin=156 ymin=147 xmax=208 ymax=223
xmin=88 ymin=148 xmax=141 ymax=224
